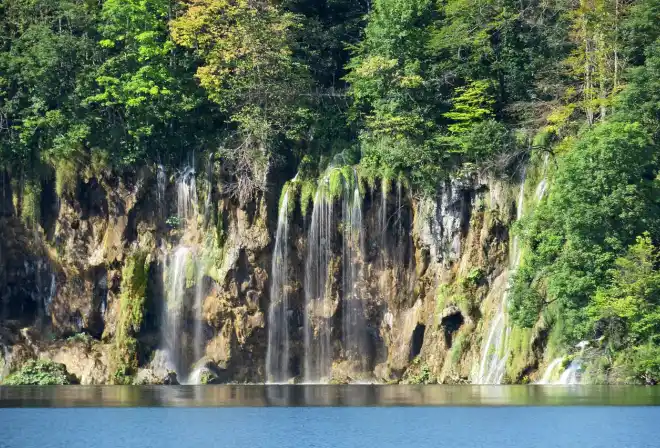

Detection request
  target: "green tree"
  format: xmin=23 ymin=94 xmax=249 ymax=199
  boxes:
xmin=511 ymin=120 xmax=660 ymax=337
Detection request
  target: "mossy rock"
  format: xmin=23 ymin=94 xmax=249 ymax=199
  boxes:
xmin=3 ymin=359 xmax=76 ymax=385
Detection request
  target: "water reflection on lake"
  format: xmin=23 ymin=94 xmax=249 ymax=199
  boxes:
xmin=0 ymin=385 xmax=658 ymax=407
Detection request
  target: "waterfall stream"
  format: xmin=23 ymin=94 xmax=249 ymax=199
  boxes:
xmin=303 ymin=180 xmax=335 ymax=383
xmin=162 ymin=246 xmax=191 ymax=376
xmin=158 ymin=166 xmax=209 ymax=382
xmin=341 ymin=171 xmax=367 ymax=375
xmin=266 ymin=190 xmax=291 ymax=383
xmin=537 ymin=358 xmax=563 ymax=384
xmin=475 ymin=169 xmax=527 ymax=384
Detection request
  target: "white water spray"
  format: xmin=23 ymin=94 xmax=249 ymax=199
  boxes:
xmin=266 ymin=190 xmax=291 ymax=383
xmin=341 ymin=170 xmax=367 ymax=375
xmin=303 ymin=180 xmax=335 ymax=383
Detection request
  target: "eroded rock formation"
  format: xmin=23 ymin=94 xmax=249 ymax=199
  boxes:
xmin=0 ymin=161 xmax=549 ymax=385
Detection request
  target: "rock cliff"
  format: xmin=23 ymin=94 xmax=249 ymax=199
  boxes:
xmin=0 ymin=160 xmax=550 ymax=384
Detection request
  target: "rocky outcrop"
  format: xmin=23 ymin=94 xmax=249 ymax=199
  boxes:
xmin=0 ymin=160 xmax=546 ymax=384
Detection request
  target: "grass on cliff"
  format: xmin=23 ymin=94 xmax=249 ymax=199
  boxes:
xmin=111 ymin=251 xmax=150 ymax=384
xmin=3 ymin=359 xmax=74 ymax=385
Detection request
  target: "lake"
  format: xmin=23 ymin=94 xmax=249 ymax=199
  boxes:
xmin=0 ymin=386 xmax=658 ymax=448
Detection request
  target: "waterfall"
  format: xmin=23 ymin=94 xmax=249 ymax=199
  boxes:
xmin=266 ymin=190 xmax=291 ymax=383
xmin=162 ymin=246 xmax=191 ymax=377
xmin=537 ymin=357 xmax=563 ymax=384
xmin=44 ymin=273 xmax=56 ymax=317
xmin=557 ymin=361 xmax=581 ymax=385
xmin=534 ymin=153 xmax=550 ymax=202
xmin=303 ymin=181 xmax=334 ymax=383
xmin=475 ymin=169 xmax=527 ymax=384
xmin=203 ymin=153 xmax=214 ymax=227
xmin=159 ymin=165 xmax=205 ymax=381
xmin=177 ymin=167 xmax=198 ymax=226
xmin=341 ymin=170 xmax=367 ymax=375
xmin=377 ymin=179 xmax=391 ymax=298
xmin=157 ymin=164 xmax=166 ymax=217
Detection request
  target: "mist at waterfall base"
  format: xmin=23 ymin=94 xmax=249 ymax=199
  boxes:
xmin=2 ymin=404 xmax=659 ymax=448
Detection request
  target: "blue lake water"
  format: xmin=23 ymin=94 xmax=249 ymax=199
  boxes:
xmin=0 ymin=386 xmax=659 ymax=448
xmin=1 ymin=406 xmax=658 ymax=448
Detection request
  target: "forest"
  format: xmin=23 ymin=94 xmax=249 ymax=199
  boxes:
xmin=1 ymin=0 xmax=659 ymax=384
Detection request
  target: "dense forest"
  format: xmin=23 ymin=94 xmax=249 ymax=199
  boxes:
xmin=1 ymin=0 xmax=659 ymax=384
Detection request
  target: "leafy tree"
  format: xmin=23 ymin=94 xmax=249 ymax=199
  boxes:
xmin=0 ymin=0 xmax=100 ymax=175
xmin=85 ymin=0 xmax=211 ymax=167
xmin=511 ymin=120 xmax=660 ymax=338
xmin=171 ymin=0 xmax=313 ymax=201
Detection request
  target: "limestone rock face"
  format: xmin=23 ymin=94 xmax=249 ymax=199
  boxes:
xmin=0 ymin=163 xmax=542 ymax=385
xmin=43 ymin=339 xmax=111 ymax=385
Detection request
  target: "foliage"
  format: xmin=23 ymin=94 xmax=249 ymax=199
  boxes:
xmin=2 ymin=0 xmax=660 ymax=385
xmin=405 ymin=356 xmax=432 ymax=384
xmin=111 ymin=251 xmax=150 ymax=384
xmin=511 ymin=120 xmax=659 ymax=336
xmin=587 ymin=234 xmax=660 ymax=383
xmin=3 ymin=359 xmax=73 ymax=385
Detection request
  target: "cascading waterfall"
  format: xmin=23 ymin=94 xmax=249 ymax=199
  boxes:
xmin=341 ymin=170 xmax=367 ymax=374
xmin=558 ymin=361 xmax=581 ymax=384
xmin=300 ymin=169 xmax=371 ymax=382
xmin=376 ymin=179 xmax=391 ymax=297
xmin=303 ymin=180 xmax=334 ymax=383
xmin=162 ymin=246 xmax=191 ymax=376
xmin=534 ymin=153 xmax=550 ymax=202
xmin=537 ymin=357 xmax=564 ymax=384
xmin=157 ymin=164 xmax=166 ymax=218
xmin=159 ymin=166 xmax=209 ymax=382
xmin=266 ymin=190 xmax=291 ymax=383
xmin=44 ymin=273 xmax=56 ymax=317
xmin=476 ymin=169 xmax=527 ymax=384
xmin=177 ymin=167 xmax=198 ymax=225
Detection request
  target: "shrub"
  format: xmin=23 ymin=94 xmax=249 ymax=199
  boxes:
xmin=3 ymin=360 xmax=73 ymax=385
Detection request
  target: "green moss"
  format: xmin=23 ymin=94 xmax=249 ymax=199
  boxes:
xmin=89 ymin=148 xmax=111 ymax=177
xmin=328 ymin=168 xmax=344 ymax=199
xmin=66 ymin=332 xmax=93 ymax=345
xmin=356 ymin=164 xmax=377 ymax=192
xmin=111 ymin=251 xmax=150 ymax=384
xmin=436 ymin=277 xmax=479 ymax=321
xmin=216 ymin=210 xmax=227 ymax=248
xmin=21 ymin=181 xmax=42 ymax=227
xmin=450 ymin=331 xmax=470 ymax=366
xmin=461 ymin=268 xmax=484 ymax=288
xmin=505 ymin=325 xmax=534 ymax=381
xmin=278 ymin=181 xmax=295 ymax=215
xmin=3 ymin=359 xmax=73 ymax=385
xmin=55 ymin=158 xmax=79 ymax=197
xmin=299 ymin=179 xmax=316 ymax=217
xmin=204 ymin=228 xmax=229 ymax=284
xmin=435 ymin=283 xmax=450 ymax=318
xmin=199 ymin=370 xmax=216 ymax=384
xmin=185 ymin=252 xmax=196 ymax=288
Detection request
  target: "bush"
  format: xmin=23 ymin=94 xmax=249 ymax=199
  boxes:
xmin=3 ymin=360 xmax=74 ymax=385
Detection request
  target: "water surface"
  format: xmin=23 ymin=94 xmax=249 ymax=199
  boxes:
xmin=1 ymin=406 xmax=658 ymax=448
xmin=0 ymin=384 xmax=658 ymax=407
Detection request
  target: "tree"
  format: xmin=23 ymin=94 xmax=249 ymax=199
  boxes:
xmin=171 ymin=0 xmax=313 ymax=201
xmin=511 ymin=120 xmax=660 ymax=339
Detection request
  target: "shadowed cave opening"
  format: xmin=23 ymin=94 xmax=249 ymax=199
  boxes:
xmin=441 ymin=311 xmax=464 ymax=348
xmin=410 ymin=324 xmax=426 ymax=359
